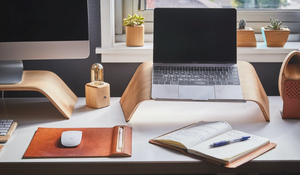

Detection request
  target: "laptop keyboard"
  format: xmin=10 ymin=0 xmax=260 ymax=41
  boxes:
xmin=153 ymin=66 xmax=240 ymax=85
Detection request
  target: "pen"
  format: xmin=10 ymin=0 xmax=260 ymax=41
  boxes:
xmin=117 ymin=126 xmax=124 ymax=151
xmin=209 ymin=136 xmax=250 ymax=148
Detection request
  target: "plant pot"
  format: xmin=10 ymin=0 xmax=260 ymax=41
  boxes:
xmin=261 ymin=27 xmax=290 ymax=47
xmin=237 ymin=27 xmax=257 ymax=47
xmin=125 ymin=25 xmax=144 ymax=47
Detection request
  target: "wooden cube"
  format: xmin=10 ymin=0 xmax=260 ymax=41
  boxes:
xmin=85 ymin=82 xmax=110 ymax=109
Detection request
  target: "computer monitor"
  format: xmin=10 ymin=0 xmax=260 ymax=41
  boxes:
xmin=0 ymin=0 xmax=90 ymax=84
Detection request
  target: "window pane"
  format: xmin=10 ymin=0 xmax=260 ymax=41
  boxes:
xmin=144 ymin=0 xmax=299 ymax=9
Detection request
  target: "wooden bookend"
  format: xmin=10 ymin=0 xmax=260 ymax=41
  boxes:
xmin=120 ymin=61 xmax=270 ymax=122
xmin=0 ymin=71 xmax=77 ymax=119
xmin=85 ymin=82 xmax=110 ymax=109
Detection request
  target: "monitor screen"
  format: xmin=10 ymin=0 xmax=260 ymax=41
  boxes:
xmin=0 ymin=0 xmax=90 ymax=60
xmin=0 ymin=0 xmax=90 ymax=84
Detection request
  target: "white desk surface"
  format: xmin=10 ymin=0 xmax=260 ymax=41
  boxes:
xmin=0 ymin=97 xmax=299 ymax=174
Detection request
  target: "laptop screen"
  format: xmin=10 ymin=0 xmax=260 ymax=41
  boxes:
xmin=153 ymin=8 xmax=237 ymax=64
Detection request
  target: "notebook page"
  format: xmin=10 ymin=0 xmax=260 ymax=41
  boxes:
xmin=188 ymin=130 xmax=270 ymax=163
xmin=154 ymin=121 xmax=232 ymax=149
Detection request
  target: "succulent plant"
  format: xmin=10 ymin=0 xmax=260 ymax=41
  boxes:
xmin=238 ymin=19 xmax=246 ymax=29
xmin=265 ymin=17 xmax=284 ymax=30
xmin=123 ymin=14 xmax=145 ymax=27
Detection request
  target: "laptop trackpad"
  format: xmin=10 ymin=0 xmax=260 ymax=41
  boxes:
xmin=179 ymin=86 xmax=215 ymax=100
xmin=215 ymin=85 xmax=244 ymax=100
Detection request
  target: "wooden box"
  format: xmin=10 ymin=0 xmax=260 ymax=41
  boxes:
xmin=125 ymin=25 xmax=144 ymax=47
xmin=261 ymin=27 xmax=290 ymax=47
xmin=237 ymin=27 xmax=257 ymax=47
xmin=85 ymin=82 xmax=110 ymax=109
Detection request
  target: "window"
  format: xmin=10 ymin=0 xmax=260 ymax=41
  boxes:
xmin=117 ymin=0 xmax=300 ymax=42
xmin=97 ymin=1 xmax=299 ymax=63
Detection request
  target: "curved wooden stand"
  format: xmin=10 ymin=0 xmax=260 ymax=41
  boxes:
xmin=278 ymin=51 xmax=300 ymax=99
xmin=0 ymin=71 xmax=77 ymax=119
xmin=120 ymin=61 xmax=270 ymax=122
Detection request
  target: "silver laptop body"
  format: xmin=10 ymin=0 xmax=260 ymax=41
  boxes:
xmin=151 ymin=8 xmax=243 ymax=101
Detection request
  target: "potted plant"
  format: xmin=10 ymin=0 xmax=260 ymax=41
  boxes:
xmin=237 ymin=18 xmax=257 ymax=47
xmin=123 ymin=14 xmax=145 ymax=47
xmin=261 ymin=18 xmax=290 ymax=47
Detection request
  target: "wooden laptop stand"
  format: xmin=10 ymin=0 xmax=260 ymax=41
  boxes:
xmin=120 ymin=61 xmax=270 ymax=122
xmin=0 ymin=71 xmax=77 ymax=119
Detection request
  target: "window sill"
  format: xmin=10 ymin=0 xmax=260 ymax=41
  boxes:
xmin=96 ymin=42 xmax=300 ymax=63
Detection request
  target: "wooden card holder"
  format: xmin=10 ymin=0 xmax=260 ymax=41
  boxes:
xmin=279 ymin=51 xmax=300 ymax=119
xmin=85 ymin=82 xmax=110 ymax=109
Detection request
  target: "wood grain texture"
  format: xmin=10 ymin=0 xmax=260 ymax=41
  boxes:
xmin=237 ymin=28 xmax=257 ymax=47
xmin=85 ymin=82 xmax=110 ymax=109
xmin=125 ymin=25 xmax=144 ymax=47
xmin=279 ymin=51 xmax=300 ymax=99
xmin=261 ymin=27 xmax=290 ymax=47
xmin=120 ymin=62 xmax=153 ymax=122
xmin=120 ymin=61 xmax=270 ymax=122
xmin=237 ymin=61 xmax=270 ymax=121
xmin=0 ymin=71 xmax=77 ymax=119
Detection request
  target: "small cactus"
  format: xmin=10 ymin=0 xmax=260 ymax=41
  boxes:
xmin=123 ymin=14 xmax=144 ymax=27
xmin=265 ymin=17 xmax=284 ymax=30
xmin=238 ymin=19 xmax=246 ymax=29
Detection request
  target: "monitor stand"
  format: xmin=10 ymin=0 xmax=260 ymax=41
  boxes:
xmin=0 ymin=60 xmax=23 ymax=84
xmin=0 ymin=61 xmax=78 ymax=119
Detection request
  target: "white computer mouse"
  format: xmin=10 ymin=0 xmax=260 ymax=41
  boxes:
xmin=61 ymin=130 xmax=82 ymax=147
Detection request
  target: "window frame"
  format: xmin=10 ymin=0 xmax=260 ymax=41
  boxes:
xmin=97 ymin=0 xmax=300 ymax=63
xmin=117 ymin=0 xmax=300 ymax=42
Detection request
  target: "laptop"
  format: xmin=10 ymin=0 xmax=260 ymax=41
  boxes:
xmin=151 ymin=8 xmax=244 ymax=101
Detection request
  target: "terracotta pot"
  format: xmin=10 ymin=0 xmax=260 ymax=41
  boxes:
xmin=237 ymin=27 xmax=257 ymax=47
xmin=261 ymin=27 xmax=290 ymax=47
xmin=125 ymin=25 xmax=144 ymax=47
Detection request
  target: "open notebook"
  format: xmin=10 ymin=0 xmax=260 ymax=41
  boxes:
xmin=150 ymin=121 xmax=276 ymax=168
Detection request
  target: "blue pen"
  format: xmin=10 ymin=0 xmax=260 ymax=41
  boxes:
xmin=209 ymin=136 xmax=251 ymax=148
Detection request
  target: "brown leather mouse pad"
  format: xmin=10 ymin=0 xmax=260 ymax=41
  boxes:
xmin=23 ymin=126 xmax=132 ymax=158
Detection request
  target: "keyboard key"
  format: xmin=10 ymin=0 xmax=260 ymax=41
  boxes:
xmin=195 ymin=81 xmax=207 ymax=85
xmin=158 ymin=81 xmax=164 ymax=85
xmin=154 ymin=66 xmax=240 ymax=86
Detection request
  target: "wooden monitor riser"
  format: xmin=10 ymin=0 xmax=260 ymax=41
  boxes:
xmin=0 ymin=71 xmax=77 ymax=119
xmin=120 ymin=61 xmax=270 ymax=122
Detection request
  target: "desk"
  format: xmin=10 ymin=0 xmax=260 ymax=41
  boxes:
xmin=0 ymin=97 xmax=300 ymax=175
